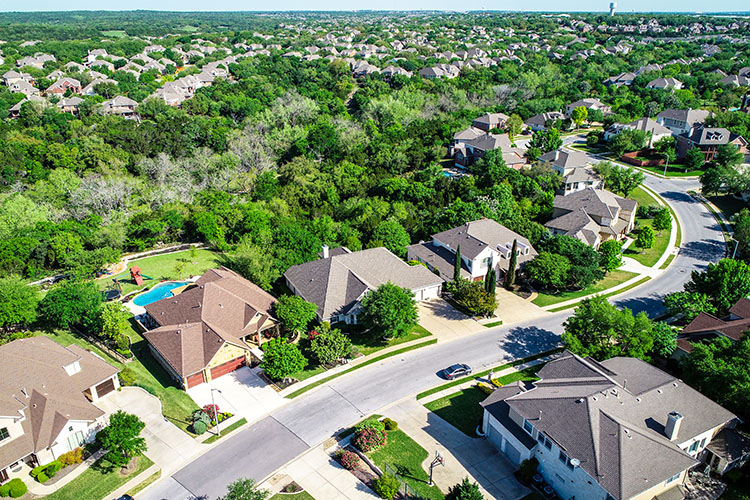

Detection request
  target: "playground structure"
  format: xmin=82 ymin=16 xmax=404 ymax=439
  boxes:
xmin=129 ymin=266 xmax=153 ymax=286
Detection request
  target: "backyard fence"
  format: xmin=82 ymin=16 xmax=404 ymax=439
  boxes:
xmin=383 ymin=463 xmax=419 ymax=498
xmin=71 ymin=326 xmax=132 ymax=364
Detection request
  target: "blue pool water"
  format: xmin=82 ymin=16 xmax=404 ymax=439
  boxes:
xmin=133 ymin=281 xmax=191 ymax=306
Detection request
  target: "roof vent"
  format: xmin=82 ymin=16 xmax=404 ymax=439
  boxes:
xmin=636 ymin=397 xmax=641 ymax=403
xmin=657 ymin=389 xmax=662 ymax=394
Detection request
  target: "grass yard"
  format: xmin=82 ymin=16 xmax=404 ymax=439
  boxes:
xmin=547 ymin=276 xmax=651 ymax=312
xmin=46 ymin=326 xmax=200 ymax=435
xmin=270 ymin=492 xmax=316 ymax=500
xmin=367 ymin=430 xmax=445 ymax=500
xmin=203 ymin=418 xmax=248 ymax=444
xmin=424 ymin=367 xmax=541 ymax=437
xmin=634 ymin=164 xmax=704 ymax=177
xmin=96 ymin=248 xmax=221 ymax=295
xmin=101 ymin=30 xmax=127 ymax=37
xmin=623 ymin=186 xmax=671 ymax=267
xmin=42 ymin=455 xmax=153 ymax=500
xmin=532 ymin=270 xmax=637 ymax=307
xmin=628 ymin=185 xmax=657 ymax=209
xmin=126 ymin=469 xmax=161 ymax=497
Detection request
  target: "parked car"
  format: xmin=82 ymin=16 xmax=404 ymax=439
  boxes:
xmin=442 ymin=363 xmax=472 ymax=380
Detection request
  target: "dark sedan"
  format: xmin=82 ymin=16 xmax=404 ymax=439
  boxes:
xmin=442 ymin=363 xmax=472 ymax=380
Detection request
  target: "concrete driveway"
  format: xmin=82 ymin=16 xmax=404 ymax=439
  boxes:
xmin=418 ymin=298 xmax=485 ymax=340
xmin=493 ymin=289 xmax=550 ymax=325
xmin=187 ymin=366 xmax=286 ymax=423
xmin=95 ymin=387 xmax=202 ymax=473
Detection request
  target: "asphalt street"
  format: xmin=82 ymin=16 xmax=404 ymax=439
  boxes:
xmin=139 ymin=148 xmax=727 ymax=500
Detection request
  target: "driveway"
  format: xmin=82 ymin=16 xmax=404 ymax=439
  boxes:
xmin=418 ymin=298 xmax=485 ymax=340
xmin=493 ymin=289 xmax=550 ymax=325
xmin=187 ymin=366 xmax=286 ymax=423
xmin=95 ymin=387 xmax=202 ymax=473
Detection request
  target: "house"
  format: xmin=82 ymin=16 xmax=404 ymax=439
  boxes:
xmin=603 ymin=71 xmax=636 ymax=87
xmin=57 ymin=97 xmax=84 ymax=115
xmin=45 ymin=77 xmax=81 ymax=95
xmin=382 ymin=65 xmax=413 ymax=78
xmin=284 ymin=246 xmax=443 ymax=325
xmin=544 ymin=188 xmax=637 ymax=248
xmin=2 ymin=71 xmax=33 ymax=87
xmin=677 ymin=297 xmax=750 ymax=355
xmin=9 ymin=79 xmax=38 ymax=97
xmin=8 ymin=95 xmax=47 ymax=119
xmin=406 ymin=218 xmax=537 ymax=282
xmin=538 ymin=149 xmax=602 ymax=194
xmin=719 ymin=74 xmax=750 ymax=87
xmin=100 ymin=96 xmax=138 ymax=118
xmin=676 ymin=126 xmax=748 ymax=163
xmin=142 ymin=267 xmax=279 ymax=389
xmin=472 ymin=112 xmax=509 ymax=132
xmin=656 ymin=108 xmax=711 ymax=135
xmin=604 ymin=117 xmax=674 ymax=147
xmin=0 ymin=337 xmax=120 ymax=484
xmin=480 ymin=351 xmax=744 ymax=500
xmin=565 ymin=98 xmax=612 ymax=118
xmin=647 ymin=77 xmax=683 ymax=90
xmin=525 ymin=111 xmax=564 ymax=132
xmin=81 ymin=78 xmax=117 ymax=96
xmin=450 ymin=132 xmax=526 ymax=169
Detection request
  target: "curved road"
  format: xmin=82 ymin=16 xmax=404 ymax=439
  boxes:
xmin=141 ymin=165 xmax=726 ymax=500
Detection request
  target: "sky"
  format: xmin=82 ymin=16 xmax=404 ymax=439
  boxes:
xmin=5 ymin=0 xmax=750 ymax=13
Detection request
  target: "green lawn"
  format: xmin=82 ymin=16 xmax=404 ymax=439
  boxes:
xmin=126 ymin=469 xmax=161 ymax=497
xmin=270 ymin=492 xmax=316 ymax=500
xmin=625 ymin=218 xmax=670 ymax=267
xmin=96 ymin=248 xmax=221 ymax=295
xmin=628 ymin=185 xmax=657 ymax=209
xmin=532 ymin=270 xmax=637 ymax=307
xmin=424 ymin=367 xmax=541 ymax=437
xmin=634 ymin=162 xmax=704 ymax=177
xmin=547 ymin=276 xmax=650 ymax=312
xmin=42 ymin=455 xmax=153 ymax=500
xmin=101 ymin=30 xmax=127 ymax=37
xmin=367 ymin=430 xmax=445 ymax=499
xmin=203 ymin=418 xmax=247 ymax=444
xmin=46 ymin=326 xmax=200 ymax=435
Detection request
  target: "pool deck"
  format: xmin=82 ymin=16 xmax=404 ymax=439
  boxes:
xmin=124 ymin=278 xmax=198 ymax=317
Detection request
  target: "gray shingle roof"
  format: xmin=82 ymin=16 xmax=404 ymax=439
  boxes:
xmin=431 ymin=218 xmax=537 ymax=263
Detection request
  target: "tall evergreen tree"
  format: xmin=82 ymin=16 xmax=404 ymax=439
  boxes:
xmin=504 ymin=239 xmax=518 ymax=289
xmin=453 ymin=245 xmax=462 ymax=281
xmin=486 ymin=268 xmax=497 ymax=295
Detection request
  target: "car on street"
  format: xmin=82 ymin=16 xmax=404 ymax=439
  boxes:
xmin=442 ymin=363 xmax=472 ymax=380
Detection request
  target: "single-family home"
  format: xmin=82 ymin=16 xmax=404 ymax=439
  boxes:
xmin=284 ymin=246 xmax=443 ymax=325
xmin=8 ymin=95 xmax=47 ymax=119
xmin=382 ymin=65 xmax=413 ymax=78
xmin=0 ymin=337 xmax=120 ymax=484
xmin=2 ymin=70 xmax=33 ymax=87
xmin=45 ymin=77 xmax=81 ymax=95
xmin=544 ymin=188 xmax=637 ymax=248
xmin=538 ymin=149 xmax=602 ymax=194
xmin=142 ymin=267 xmax=279 ymax=389
xmin=524 ymin=111 xmax=564 ymax=132
xmin=647 ymin=77 xmax=683 ymax=90
xmin=656 ymin=108 xmax=711 ymax=136
xmin=57 ymin=97 xmax=84 ymax=115
xmin=406 ymin=218 xmax=537 ymax=282
xmin=9 ymin=79 xmax=38 ymax=97
xmin=604 ymin=117 xmax=674 ymax=147
xmin=100 ymin=96 xmax=138 ymax=118
xmin=81 ymin=78 xmax=117 ymax=96
xmin=603 ymin=71 xmax=636 ymax=87
xmin=480 ymin=351 xmax=746 ymax=500
xmin=676 ymin=126 xmax=749 ymax=164
xmin=565 ymin=98 xmax=612 ymax=118
xmin=719 ymin=74 xmax=750 ymax=87
xmin=677 ymin=297 xmax=750 ymax=356
xmin=472 ymin=112 xmax=510 ymax=133
xmin=450 ymin=132 xmax=526 ymax=169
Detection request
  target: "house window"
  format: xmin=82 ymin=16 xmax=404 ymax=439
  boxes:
xmin=544 ymin=439 xmax=552 ymax=450
xmin=65 ymin=431 xmax=85 ymax=452
xmin=523 ymin=420 xmax=533 ymax=435
xmin=689 ymin=441 xmax=700 ymax=453
xmin=537 ymin=433 xmax=545 ymax=445
xmin=559 ymin=451 xmax=568 ymax=464
xmin=0 ymin=427 xmax=9 ymax=442
xmin=666 ymin=472 xmax=681 ymax=485
xmin=699 ymin=438 xmax=707 ymax=449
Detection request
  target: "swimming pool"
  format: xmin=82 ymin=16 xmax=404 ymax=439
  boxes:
xmin=132 ymin=281 xmax=191 ymax=307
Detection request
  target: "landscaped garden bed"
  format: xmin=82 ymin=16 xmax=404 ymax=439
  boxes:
xmin=41 ymin=455 xmax=153 ymax=500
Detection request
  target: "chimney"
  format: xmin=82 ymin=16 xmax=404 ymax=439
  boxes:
xmin=322 ymin=244 xmax=330 ymax=259
xmin=665 ymin=411 xmax=683 ymax=441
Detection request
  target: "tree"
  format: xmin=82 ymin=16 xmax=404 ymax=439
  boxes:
xmin=529 ymin=128 xmax=562 ymax=153
xmin=683 ymin=258 xmax=750 ymax=316
xmin=663 ymin=291 xmax=717 ymax=322
xmin=733 ymin=208 xmax=750 ymax=261
xmin=681 ymin=336 xmax=750 ymax=420
xmin=715 ymin=144 xmax=743 ymax=169
xmin=593 ymin=161 xmax=644 ymax=197
xmin=38 ymin=280 xmax=102 ymax=329
xmin=98 ymin=411 xmax=147 ymax=467
xmin=526 ymin=252 xmax=570 ymax=290
xmin=99 ymin=302 xmax=130 ymax=340
xmin=684 ymin=147 xmax=706 ymax=172
xmin=506 ymin=114 xmax=524 ymax=142
xmin=309 ymin=323 xmax=353 ymax=365
xmin=652 ymin=208 xmax=672 ymax=233
xmin=650 ymin=322 xmax=678 ymax=358
xmin=370 ymin=219 xmax=410 ymax=257
xmin=504 ymin=239 xmax=517 ymax=289
xmin=217 ymin=478 xmax=269 ymax=500
xmin=570 ymin=106 xmax=588 ymax=131
xmin=453 ymin=279 xmax=497 ymax=317
xmin=275 ymin=295 xmax=318 ymax=335
xmin=636 ymin=226 xmax=655 ymax=251
xmin=373 ymin=473 xmax=400 ymax=499
xmin=562 ymin=296 xmax=654 ymax=361
xmin=540 ymin=235 xmax=603 ymax=289
xmin=598 ymin=240 xmax=622 ymax=273
xmin=609 ymin=129 xmax=648 ymax=157
xmin=653 ymin=136 xmax=677 ymax=164
xmin=446 ymin=477 xmax=484 ymax=500
xmin=0 ymin=276 xmax=38 ymax=332
xmin=453 ymin=245 xmax=462 ymax=281
xmin=261 ymin=338 xmax=307 ymax=381
xmin=360 ymin=282 xmax=418 ymax=338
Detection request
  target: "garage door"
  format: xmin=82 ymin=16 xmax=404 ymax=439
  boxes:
xmin=186 ymin=371 xmax=205 ymax=388
xmin=210 ymin=356 xmax=246 ymax=379
xmin=95 ymin=378 xmax=115 ymax=397
xmin=488 ymin=425 xmax=504 ymax=451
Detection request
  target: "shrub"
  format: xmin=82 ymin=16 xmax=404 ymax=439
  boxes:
xmin=517 ymin=457 xmax=539 ymax=484
xmin=382 ymin=418 xmax=398 ymax=431
xmin=59 ymin=447 xmax=84 ymax=467
xmin=477 ymin=382 xmax=495 ymax=395
xmin=0 ymin=483 xmax=8 ymax=497
xmin=118 ymin=366 xmax=136 ymax=386
xmin=192 ymin=409 xmax=211 ymax=426
xmin=192 ymin=419 xmax=207 ymax=435
xmin=203 ymin=404 xmax=220 ymax=421
xmin=30 ymin=465 xmax=44 ymax=478
xmin=1 ymin=479 xmax=26 ymax=498
xmin=373 ymin=473 xmax=401 ymax=499
xmin=37 ymin=472 xmax=49 ymax=483
xmin=338 ymin=450 xmax=361 ymax=471
xmin=352 ymin=418 xmax=387 ymax=452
